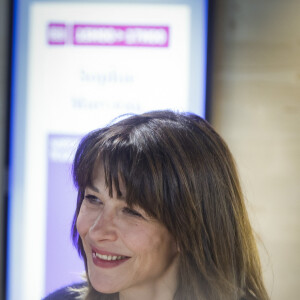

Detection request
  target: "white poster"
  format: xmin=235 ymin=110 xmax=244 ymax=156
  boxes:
xmin=8 ymin=2 xmax=207 ymax=300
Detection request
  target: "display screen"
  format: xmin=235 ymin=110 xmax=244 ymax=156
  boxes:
xmin=8 ymin=0 xmax=209 ymax=299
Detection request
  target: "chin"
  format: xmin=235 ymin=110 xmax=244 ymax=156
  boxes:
xmin=89 ymin=274 xmax=120 ymax=294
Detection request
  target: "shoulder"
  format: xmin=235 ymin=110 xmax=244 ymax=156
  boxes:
xmin=43 ymin=282 xmax=87 ymax=300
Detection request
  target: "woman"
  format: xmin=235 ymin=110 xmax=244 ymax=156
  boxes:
xmin=45 ymin=110 xmax=269 ymax=300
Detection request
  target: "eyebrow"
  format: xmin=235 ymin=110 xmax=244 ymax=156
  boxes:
xmin=86 ymin=184 xmax=126 ymax=201
xmin=87 ymin=184 xmax=99 ymax=193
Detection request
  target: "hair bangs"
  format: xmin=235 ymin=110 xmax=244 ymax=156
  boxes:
xmin=72 ymin=130 xmax=103 ymax=191
xmin=99 ymin=132 xmax=163 ymax=220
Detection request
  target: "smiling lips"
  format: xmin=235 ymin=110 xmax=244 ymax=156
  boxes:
xmin=92 ymin=248 xmax=130 ymax=268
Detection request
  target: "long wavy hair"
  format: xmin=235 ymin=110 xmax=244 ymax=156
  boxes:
xmin=71 ymin=110 xmax=269 ymax=300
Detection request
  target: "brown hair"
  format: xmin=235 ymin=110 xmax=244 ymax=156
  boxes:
xmin=71 ymin=110 xmax=269 ymax=300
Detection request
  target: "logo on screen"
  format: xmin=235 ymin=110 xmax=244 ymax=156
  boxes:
xmin=48 ymin=23 xmax=170 ymax=47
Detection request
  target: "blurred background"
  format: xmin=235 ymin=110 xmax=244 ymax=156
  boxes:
xmin=0 ymin=0 xmax=299 ymax=299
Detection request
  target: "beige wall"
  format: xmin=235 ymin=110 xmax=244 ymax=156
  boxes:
xmin=210 ymin=1 xmax=300 ymax=299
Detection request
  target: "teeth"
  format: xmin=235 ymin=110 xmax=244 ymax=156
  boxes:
xmin=95 ymin=252 xmax=125 ymax=261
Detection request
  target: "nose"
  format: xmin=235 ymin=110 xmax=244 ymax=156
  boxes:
xmin=89 ymin=207 xmax=118 ymax=242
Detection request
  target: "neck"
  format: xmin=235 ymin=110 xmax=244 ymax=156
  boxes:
xmin=119 ymin=283 xmax=175 ymax=300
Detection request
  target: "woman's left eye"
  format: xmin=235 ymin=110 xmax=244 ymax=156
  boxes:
xmin=122 ymin=207 xmax=144 ymax=218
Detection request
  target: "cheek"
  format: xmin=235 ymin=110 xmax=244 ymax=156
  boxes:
xmin=76 ymin=205 xmax=95 ymax=237
xmin=124 ymin=225 xmax=175 ymax=257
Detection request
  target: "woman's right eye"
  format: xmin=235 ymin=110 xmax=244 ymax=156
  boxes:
xmin=84 ymin=194 xmax=102 ymax=205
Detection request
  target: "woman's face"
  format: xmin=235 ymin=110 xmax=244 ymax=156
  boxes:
xmin=76 ymin=165 xmax=179 ymax=297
